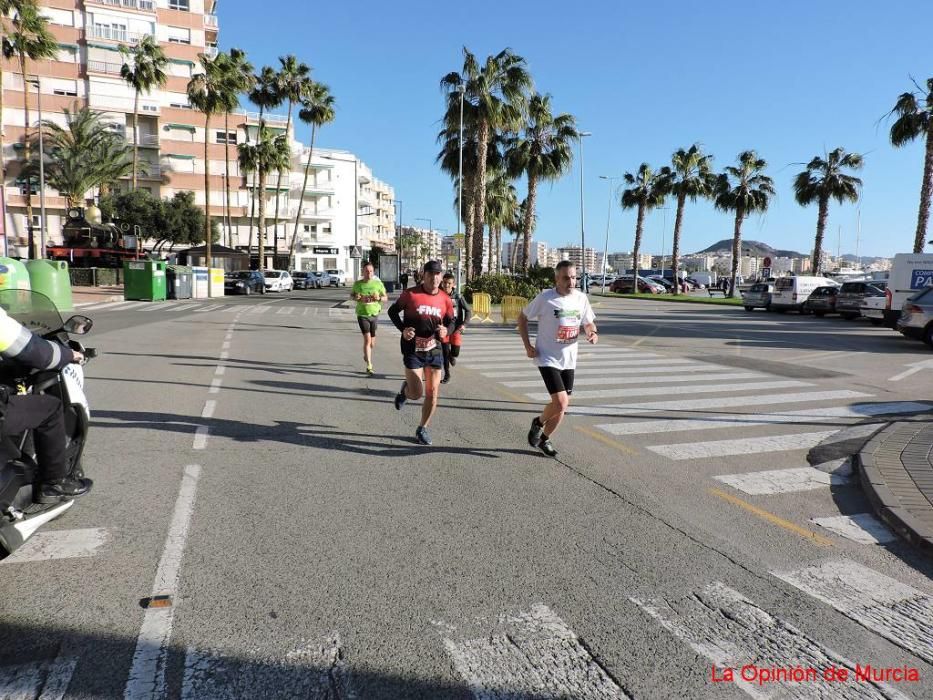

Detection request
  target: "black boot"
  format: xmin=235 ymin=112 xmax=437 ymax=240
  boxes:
xmin=37 ymin=476 xmax=93 ymax=504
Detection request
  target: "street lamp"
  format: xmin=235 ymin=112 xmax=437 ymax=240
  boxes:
xmin=415 ymin=217 xmax=432 ymax=269
xmin=578 ymin=131 xmax=592 ymax=292
xmin=25 ymin=78 xmax=46 ymax=259
xmin=657 ymin=207 xmax=669 ymax=277
xmin=598 ymin=175 xmax=622 ymax=295
xmin=392 ymin=199 xmax=402 ymax=284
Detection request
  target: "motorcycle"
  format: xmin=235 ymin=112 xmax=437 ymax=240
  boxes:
xmin=0 ymin=290 xmax=97 ymax=559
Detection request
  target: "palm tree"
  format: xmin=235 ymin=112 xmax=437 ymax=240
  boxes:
xmin=238 ymin=125 xmax=290 ymax=271
xmin=506 ymin=93 xmax=577 ymax=271
xmin=218 ymin=48 xmax=254 ymax=247
xmin=793 ymin=148 xmax=863 ymax=273
xmin=36 ymin=105 xmax=134 ymax=206
xmin=119 ymin=35 xmax=167 ymax=190
xmin=0 ymin=0 xmax=25 ymax=192
xmin=270 ymin=55 xmax=311 ymax=259
xmin=658 ymin=144 xmax=717 ymax=294
xmin=620 ymin=164 xmax=666 ymax=291
xmin=246 ymin=66 xmax=283 ymax=257
xmin=484 ymin=166 xmax=518 ymax=273
xmin=441 ymin=47 xmax=532 ymax=278
xmin=714 ymin=151 xmax=775 ymax=296
xmin=888 ymin=78 xmax=933 ymax=253
xmin=436 ymin=98 xmax=479 ymax=278
xmin=288 ymin=80 xmax=335 ymax=267
xmin=188 ymin=52 xmax=230 ymax=269
xmin=6 ymin=0 xmax=55 ymax=255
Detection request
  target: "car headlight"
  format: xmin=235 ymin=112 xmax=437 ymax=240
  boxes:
xmin=237 ymin=282 xmax=245 ymax=287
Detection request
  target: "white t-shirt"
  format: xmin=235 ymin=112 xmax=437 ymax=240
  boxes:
xmin=522 ymin=288 xmax=595 ymax=370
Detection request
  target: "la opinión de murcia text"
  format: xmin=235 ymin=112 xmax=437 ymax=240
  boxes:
xmin=711 ymin=664 xmax=920 ymax=686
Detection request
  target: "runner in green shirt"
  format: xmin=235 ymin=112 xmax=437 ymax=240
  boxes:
xmin=351 ymin=261 xmax=388 ymax=375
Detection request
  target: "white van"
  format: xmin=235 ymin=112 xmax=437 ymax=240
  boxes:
xmin=769 ymin=275 xmax=839 ymax=313
xmin=879 ymin=253 xmax=933 ymax=326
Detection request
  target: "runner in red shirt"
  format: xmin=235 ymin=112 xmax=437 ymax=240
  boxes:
xmin=387 ymin=260 xmax=456 ymax=445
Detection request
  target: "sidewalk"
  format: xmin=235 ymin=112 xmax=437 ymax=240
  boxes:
xmin=72 ymin=285 xmax=124 ymax=306
xmin=856 ymin=419 xmax=933 ymax=552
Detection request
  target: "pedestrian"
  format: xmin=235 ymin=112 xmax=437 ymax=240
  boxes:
xmin=388 ymin=260 xmax=456 ymax=445
xmin=439 ymin=272 xmax=471 ymax=384
xmin=517 ymin=260 xmax=597 ymax=457
xmin=351 ymin=261 xmax=388 ymax=376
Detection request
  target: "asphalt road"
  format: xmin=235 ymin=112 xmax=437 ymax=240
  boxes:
xmin=1 ymin=287 xmax=931 ymax=699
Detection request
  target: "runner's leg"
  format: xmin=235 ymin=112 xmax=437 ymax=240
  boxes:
xmin=404 ymin=367 xmax=424 ymax=401
xmin=540 ymin=391 xmax=570 ymax=436
xmin=421 ymin=365 xmax=441 ymax=427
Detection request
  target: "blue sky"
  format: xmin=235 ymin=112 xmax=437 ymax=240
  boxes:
xmin=220 ymin=0 xmax=933 ymax=259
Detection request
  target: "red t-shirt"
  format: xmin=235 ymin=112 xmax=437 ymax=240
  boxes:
xmin=391 ymin=286 xmax=455 ymax=354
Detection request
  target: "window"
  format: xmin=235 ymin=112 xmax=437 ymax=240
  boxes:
xmin=53 ymin=86 xmax=78 ymax=97
xmin=166 ymin=26 xmax=191 ymax=44
xmin=215 ymin=131 xmax=237 ymax=145
xmin=56 ymin=47 xmax=77 ymax=63
xmin=169 ymin=0 xmax=189 ymax=10
xmin=303 ymin=224 xmax=310 ymax=232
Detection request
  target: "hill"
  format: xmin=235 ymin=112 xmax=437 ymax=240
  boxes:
xmin=694 ymin=239 xmax=805 ymax=258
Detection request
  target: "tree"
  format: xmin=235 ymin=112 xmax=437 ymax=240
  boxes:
xmin=36 ymin=105 xmax=135 ymax=206
xmin=506 ymin=93 xmax=576 ymax=270
xmin=658 ymin=144 xmax=717 ymax=294
xmin=6 ymin=0 xmax=55 ymax=256
xmin=120 ymin=35 xmax=167 ymax=190
xmin=288 ymin=80 xmax=335 ymax=267
xmin=441 ymin=47 xmax=532 ymax=277
xmin=0 ymin=0 xmax=25 ymax=198
xmin=436 ymin=98 xmax=479 ymax=279
xmin=270 ymin=55 xmax=310 ymax=257
xmin=245 ymin=66 xmax=283 ymax=257
xmin=793 ymin=148 xmax=863 ymax=274
xmin=188 ymin=52 xmax=232 ymax=269
xmin=238 ymin=124 xmax=290 ymax=271
xmin=218 ymin=48 xmax=254 ymax=247
xmin=484 ymin=166 xmax=518 ymax=273
xmin=620 ymin=164 xmax=665 ymax=290
xmin=888 ymin=77 xmax=933 ymax=253
xmin=161 ymin=190 xmax=219 ymax=250
xmin=714 ymin=151 xmax=775 ymax=296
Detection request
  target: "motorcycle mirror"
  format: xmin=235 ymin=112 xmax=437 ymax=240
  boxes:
xmin=63 ymin=315 xmax=93 ymax=335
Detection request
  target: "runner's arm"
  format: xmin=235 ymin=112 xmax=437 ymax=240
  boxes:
xmin=517 ymin=312 xmax=536 ymax=357
xmin=387 ymin=300 xmax=406 ymax=332
xmin=455 ymin=295 xmax=472 ymax=330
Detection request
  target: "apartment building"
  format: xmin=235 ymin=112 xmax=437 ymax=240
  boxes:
xmin=557 ymin=245 xmax=601 ymax=273
xmin=2 ymin=1 xmax=394 ymax=278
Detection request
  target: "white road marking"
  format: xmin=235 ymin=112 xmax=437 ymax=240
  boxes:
xmin=193 ymin=304 xmax=226 ymax=313
xmin=714 ymin=467 xmax=850 ymax=495
xmin=443 ymin=603 xmax=628 ymax=699
xmin=528 ymin=379 xmax=811 ymax=403
xmin=166 ymin=304 xmax=203 ymax=313
xmin=222 ymin=341 xmax=231 ymax=349
xmin=247 ymin=306 xmax=270 ymax=314
xmin=596 ymin=402 xmax=930 ymax=436
xmin=631 ymin=582 xmax=910 ymax=700
xmin=465 ymin=356 xmax=669 ymax=371
xmin=219 ymin=351 xmax=229 ymax=360
xmin=1 ymin=527 xmax=110 ymax=563
xmin=0 ymin=651 xmax=77 ymax=700
xmin=482 ymin=361 xmax=699 ymax=378
xmin=773 ymin=559 xmax=933 ymax=664
xmin=505 ymin=371 xmax=764 ymax=388
xmin=214 ymin=365 xmax=225 ymax=376
xmin=124 ymin=464 xmax=201 ymax=700
xmin=811 ymin=514 xmax=898 ymax=544
xmin=275 ymin=306 xmax=294 ymax=315
xmin=193 ymin=426 xmax=209 ymax=450
xmin=209 ymin=378 xmax=222 ymax=394
xmin=85 ymin=300 xmax=136 ymax=310
xmin=648 ymin=430 xmax=840 ymax=460
xmin=889 ymin=358 xmax=933 ymax=382
xmin=201 ymin=401 xmax=216 ymax=419
xmin=568 ymin=390 xmax=872 ymax=417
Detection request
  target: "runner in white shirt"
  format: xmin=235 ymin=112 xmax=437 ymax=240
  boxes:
xmin=517 ymin=261 xmax=597 ymax=457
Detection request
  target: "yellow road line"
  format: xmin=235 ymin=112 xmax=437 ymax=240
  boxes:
xmin=574 ymin=425 xmax=638 ymax=455
xmin=708 ymin=487 xmax=834 ymax=547
xmin=492 ymin=385 xmax=533 ymax=404
xmin=630 ymin=324 xmax=661 ymax=348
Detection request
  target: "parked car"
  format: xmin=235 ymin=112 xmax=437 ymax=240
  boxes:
xmin=860 ymin=295 xmax=887 ymax=326
xmin=835 ymin=281 xmax=887 ymax=320
xmin=803 ymin=285 xmax=839 ymax=316
xmin=770 ymin=275 xmax=839 ymax=313
xmin=877 ymin=253 xmax=933 ymax=327
xmin=325 ymin=269 xmax=349 ymax=286
xmin=896 ymin=286 xmax=933 ymax=345
xmin=647 ymin=275 xmax=675 ymax=292
xmin=224 ymin=270 xmax=266 ymax=296
xmin=610 ymin=276 xmax=663 ymax=294
xmin=686 ymin=277 xmax=706 ymax=290
xmin=291 ymin=271 xmax=320 ymax=289
xmin=742 ymin=282 xmax=774 ymax=311
xmin=264 ymin=269 xmax=293 ymax=292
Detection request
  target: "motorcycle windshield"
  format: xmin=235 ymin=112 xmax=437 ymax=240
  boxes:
xmin=0 ymin=289 xmax=64 ymax=335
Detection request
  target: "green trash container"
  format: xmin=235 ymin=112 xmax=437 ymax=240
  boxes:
xmin=0 ymin=257 xmax=31 ymax=292
xmin=166 ymin=265 xmax=193 ymax=299
xmin=123 ymin=260 xmax=167 ymax=301
xmin=26 ymin=260 xmax=73 ymax=312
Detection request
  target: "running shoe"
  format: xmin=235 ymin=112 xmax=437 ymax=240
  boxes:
xmin=394 ymin=382 xmax=407 ymax=410
xmin=441 ymin=371 xmax=451 ymax=384
xmin=449 ymin=356 xmax=457 ymax=367
xmin=527 ymin=417 xmax=544 ymax=447
xmin=538 ymin=436 xmax=558 ymax=457
xmin=415 ymin=426 xmax=432 ymax=445
xmin=366 ymin=363 xmax=375 ymax=376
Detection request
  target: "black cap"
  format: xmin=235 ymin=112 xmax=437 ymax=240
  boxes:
xmin=423 ymin=260 xmax=443 ymax=273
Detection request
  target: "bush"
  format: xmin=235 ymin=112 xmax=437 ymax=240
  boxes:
xmin=464 ymin=271 xmax=550 ymax=303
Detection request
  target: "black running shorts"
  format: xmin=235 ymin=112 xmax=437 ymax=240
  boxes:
xmin=538 ymin=367 xmax=575 ymax=395
xmin=357 ymin=315 xmax=378 ymax=335
xmin=403 ymin=350 xmax=444 ymax=370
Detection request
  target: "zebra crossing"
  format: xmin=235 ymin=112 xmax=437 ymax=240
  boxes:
xmin=74 ymin=299 xmax=356 ymax=317
xmin=460 ymin=329 xmax=932 ymax=548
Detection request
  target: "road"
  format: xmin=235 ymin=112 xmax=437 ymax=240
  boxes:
xmin=1 ymin=288 xmax=931 ymax=699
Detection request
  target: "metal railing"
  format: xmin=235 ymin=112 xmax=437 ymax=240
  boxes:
xmin=88 ymin=26 xmax=150 ymax=44
xmin=204 ymin=14 xmax=218 ymax=27
xmin=234 ymin=110 xmax=289 ymax=126
xmin=87 ymin=60 xmax=122 ymax=75
xmin=92 ymin=0 xmax=155 ymax=11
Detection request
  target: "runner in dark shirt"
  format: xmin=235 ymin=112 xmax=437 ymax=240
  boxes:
xmin=387 ymin=260 xmax=456 ymax=445
xmin=440 ymin=272 xmax=471 ymax=384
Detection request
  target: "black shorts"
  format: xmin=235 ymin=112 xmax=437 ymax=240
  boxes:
xmin=538 ymin=367 xmax=575 ymax=395
xmin=403 ymin=350 xmax=444 ymax=370
xmin=357 ymin=315 xmax=378 ymax=335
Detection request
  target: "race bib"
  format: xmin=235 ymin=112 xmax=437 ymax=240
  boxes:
xmin=556 ymin=321 xmax=580 ymax=344
xmin=415 ymin=336 xmax=437 ymax=352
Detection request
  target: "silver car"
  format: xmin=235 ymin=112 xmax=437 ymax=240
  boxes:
xmin=742 ymin=282 xmax=773 ymax=311
xmin=895 ymin=286 xmax=933 ymax=345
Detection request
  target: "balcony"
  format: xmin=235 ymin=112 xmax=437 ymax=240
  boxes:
xmin=86 ymin=59 xmax=123 ymax=76
xmin=204 ymin=46 xmax=219 ymax=59
xmin=88 ymin=26 xmax=152 ymax=44
xmin=204 ymin=14 xmax=218 ymax=28
xmin=88 ymin=93 xmax=159 ymax=114
xmin=235 ymin=110 xmax=289 ymax=127
xmin=128 ymin=132 xmax=159 ymax=147
xmin=89 ymin=0 xmax=155 ymax=11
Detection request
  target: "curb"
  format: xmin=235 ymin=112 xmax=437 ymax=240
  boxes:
xmin=855 ymin=423 xmax=933 ymax=554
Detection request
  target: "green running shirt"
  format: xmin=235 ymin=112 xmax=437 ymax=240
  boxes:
xmin=352 ymin=278 xmax=387 ymax=317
